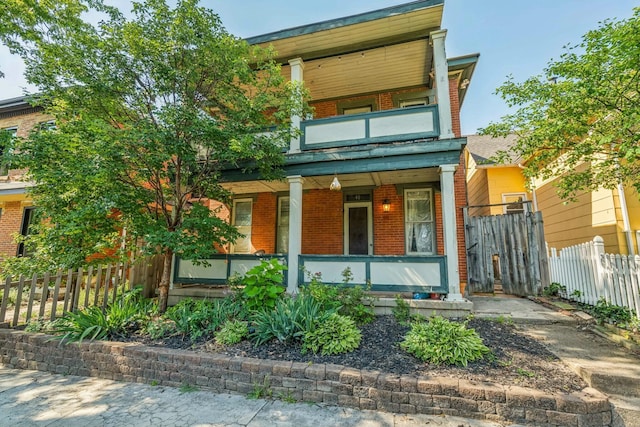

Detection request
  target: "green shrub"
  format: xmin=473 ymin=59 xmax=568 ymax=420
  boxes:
xmin=392 ymin=295 xmax=411 ymax=324
xmin=302 ymin=313 xmax=362 ymax=355
xmin=53 ymin=287 xmax=156 ymax=343
xmin=143 ymin=318 xmax=178 ymax=339
xmin=162 ymin=296 xmax=245 ymax=341
xmin=250 ymin=293 xmax=332 ymax=345
xmin=543 ymin=282 xmax=566 ymax=297
xmin=240 ymin=259 xmax=286 ymax=312
xmin=215 ymin=320 xmax=249 ymax=345
xmin=592 ymin=297 xmax=637 ymax=326
xmin=400 ymin=316 xmax=490 ymax=366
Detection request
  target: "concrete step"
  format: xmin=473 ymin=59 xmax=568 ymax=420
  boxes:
xmin=609 ymin=394 xmax=640 ymax=427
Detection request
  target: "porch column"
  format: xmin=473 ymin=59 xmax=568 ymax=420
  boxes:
xmin=430 ymin=30 xmax=454 ymax=139
xmin=440 ymin=164 xmax=463 ymax=301
xmin=288 ymin=58 xmax=304 ymax=154
xmin=287 ymin=175 xmax=304 ymax=293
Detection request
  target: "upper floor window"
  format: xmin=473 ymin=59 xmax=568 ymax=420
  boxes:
xmin=337 ymin=98 xmax=377 ymax=115
xmin=502 ymin=193 xmax=527 ymax=214
xmin=0 ymin=127 xmax=17 ymax=176
xmin=400 ymin=99 xmax=428 ymax=108
xmin=405 ymin=188 xmax=435 ymax=254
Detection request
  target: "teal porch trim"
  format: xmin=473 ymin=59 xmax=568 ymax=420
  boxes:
xmin=173 ymin=254 xmax=288 ymax=286
xmin=298 ymin=254 xmax=448 ymax=293
xmin=220 ymin=138 xmax=465 ymax=183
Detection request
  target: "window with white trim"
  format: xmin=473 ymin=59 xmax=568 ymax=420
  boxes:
xmin=1 ymin=127 xmax=17 ymax=176
xmin=404 ymin=188 xmax=435 ymax=254
xmin=276 ymin=196 xmax=289 ymax=253
xmin=17 ymin=207 xmax=36 ymax=257
xmin=502 ymin=193 xmax=527 ymax=214
xmin=232 ymin=199 xmax=253 ymax=254
xmin=400 ymin=99 xmax=428 ymax=108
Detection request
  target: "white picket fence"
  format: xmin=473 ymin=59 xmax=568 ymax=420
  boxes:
xmin=548 ymin=236 xmax=640 ymax=319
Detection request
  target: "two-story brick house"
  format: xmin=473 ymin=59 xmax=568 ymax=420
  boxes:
xmin=0 ymin=96 xmax=50 ymax=262
xmin=172 ymin=0 xmax=478 ymax=302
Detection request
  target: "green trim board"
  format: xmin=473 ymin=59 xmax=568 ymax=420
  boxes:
xmin=220 ymin=138 xmax=465 ymax=183
xmin=300 ymin=105 xmax=440 ymax=151
xmin=245 ymin=0 xmax=443 ymax=45
xmin=173 ymin=254 xmax=288 ymax=286
xmin=298 ymin=254 xmax=448 ymax=293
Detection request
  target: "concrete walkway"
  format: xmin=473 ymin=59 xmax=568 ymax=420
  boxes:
xmin=0 ymin=368 xmax=506 ymax=427
xmin=471 ymin=295 xmax=640 ymax=427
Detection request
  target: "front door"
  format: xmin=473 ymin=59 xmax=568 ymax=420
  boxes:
xmin=344 ymin=202 xmax=372 ymax=255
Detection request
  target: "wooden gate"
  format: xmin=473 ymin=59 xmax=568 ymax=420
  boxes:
xmin=464 ymin=205 xmax=549 ymax=296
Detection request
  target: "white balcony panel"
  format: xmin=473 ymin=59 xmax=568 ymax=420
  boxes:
xmin=304 ymin=120 xmax=366 ymax=145
xmin=178 ymin=259 xmax=227 ymax=280
xmin=370 ymin=262 xmax=440 ymax=287
xmin=304 ymin=261 xmax=366 ymax=284
xmin=369 ymin=111 xmax=434 ymax=138
xmin=230 ymin=259 xmax=263 ymax=277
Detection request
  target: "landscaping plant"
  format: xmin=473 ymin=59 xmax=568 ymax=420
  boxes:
xmin=400 ymin=316 xmax=490 ymax=366
xmin=302 ymin=313 xmax=362 ymax=355
xmin=215 ymin=320 xmax=249 ymax=345
xmin=392 ymin=294 xmax=411 ymax=324
xmin=239 ymin=259 xmax=286 ymax=312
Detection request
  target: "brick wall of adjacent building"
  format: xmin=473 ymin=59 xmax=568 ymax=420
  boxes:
xmin=0 ymin=201 xmax=23 ymax=260
xmin=0 ymin=330 xmax=613 ymax=426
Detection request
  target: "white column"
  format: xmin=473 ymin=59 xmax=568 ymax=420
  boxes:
xmin=430 ymin=30 xmax=454 ymax=139
xmin=288 ymin=58 xmax=304 ymax=154
xmin=440 ymin=164 xmax=463 ymax=301
xmin=287 ymin=175 xmax=304 ymax=293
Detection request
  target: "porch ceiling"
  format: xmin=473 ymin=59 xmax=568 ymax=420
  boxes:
xmin=221 ymin=168 xmax=441 ymax=195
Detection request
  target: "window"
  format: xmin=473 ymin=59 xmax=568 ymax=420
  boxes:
xmin=502 ymin=193 xmax=527 ymax=214
xmin=405 ymin=189 xmax=435 ymax=254
xmin=400 ymin=99 xmax=428 ymax=108
xmin=276 ymin=197 xmax=289 ymax=253
xmin=337 ymin=98 xmax=377 ymax=115
xmin=17 ymin=207 xmax=36 ymax=257
xmin=342 ymin=105 xmax=372 ymax=115
xmin=231 ymin=199 xmax=253 ymax=254
xmin=0 ymin=127 xmax=17 ymax=176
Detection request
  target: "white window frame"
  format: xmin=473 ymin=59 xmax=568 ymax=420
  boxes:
xmin=231 ymin=199 xmax=253 ymax=254
xmin=343 ymin=201 xmax=373 ymax=255
xmin=276 ymin=196 xmax=290 ymax=254
xmin=404 ymin=188 xmax=435 ymax=255
xmin=502 ymin=193 xmax=527 ymax=214
xmin=400 ymin=99 xmax=428 ymax=108
xmin=1 ymin=127 xmax=17 ymax=176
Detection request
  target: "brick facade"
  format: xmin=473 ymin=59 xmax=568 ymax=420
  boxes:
xmin=0 ymin=201 xmax=24 ymax=259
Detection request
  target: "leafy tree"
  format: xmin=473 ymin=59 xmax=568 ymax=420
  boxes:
xmin=0 ymin=0 xmax=307 ymax=311
xmin=481 ymin=8 xmax=640 ymax=200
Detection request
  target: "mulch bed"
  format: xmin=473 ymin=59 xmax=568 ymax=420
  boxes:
xmin=138 ymin=316 xmax=588 ymax=394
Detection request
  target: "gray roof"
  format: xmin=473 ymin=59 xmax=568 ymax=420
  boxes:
xmin=465 ymin=134 xmax=522 ymax=166
xmin=0 ymin=180 xmax=35 ymax=195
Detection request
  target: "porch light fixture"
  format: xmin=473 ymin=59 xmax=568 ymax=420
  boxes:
xmin=329 ymin=174 xmax=342 ymax=191
xmin=382 ymin=199 xmax=391 ymax=212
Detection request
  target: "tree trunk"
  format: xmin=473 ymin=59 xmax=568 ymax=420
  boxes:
xmin=158 ymin=249 xmax=173 ymax=313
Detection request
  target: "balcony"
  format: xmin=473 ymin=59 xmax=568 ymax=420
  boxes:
xmin=299 ymin=105 xmax=439 ymax=151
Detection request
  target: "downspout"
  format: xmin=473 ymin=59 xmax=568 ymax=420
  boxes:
xmin=617 ymin=182 xmax=635 ymax=255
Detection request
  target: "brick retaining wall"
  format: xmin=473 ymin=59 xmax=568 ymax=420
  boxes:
xmin=0 ymin=329 xmax=612 ymax=426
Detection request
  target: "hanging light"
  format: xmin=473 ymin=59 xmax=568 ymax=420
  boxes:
xmin=329 ymin=174 xmax=341 ymax=191
xmin=382 ymin=199 xmax=391 ymax=212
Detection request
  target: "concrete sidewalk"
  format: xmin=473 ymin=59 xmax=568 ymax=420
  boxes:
xmin=471 ymin=295 xmax=640 ymax=427
xmin=0 ymin=368 xmax=507 ymax=427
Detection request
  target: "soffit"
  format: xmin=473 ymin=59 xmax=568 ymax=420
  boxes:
xmin=248 ymin=1 xmax=443 ymax=64
xmin=221 ymin=168 xmax=441 ymax=194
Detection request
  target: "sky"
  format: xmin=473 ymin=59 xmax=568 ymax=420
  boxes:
xmin=0 ymin=0 xmax=637 ymax=135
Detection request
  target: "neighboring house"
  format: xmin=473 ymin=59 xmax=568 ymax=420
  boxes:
xmin=0 ymin=96 xmax=49 ymax=262
xmin=465 ymin=134 xmax=640 ymax=255
xmin=173 ymin=0 xmax=479 ymax=301
xmin=465 ymin=134 xmax=531 ymax=217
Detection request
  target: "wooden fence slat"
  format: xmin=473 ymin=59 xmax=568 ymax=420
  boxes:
xmin=50 ymin=271 xmax=63 ymax=322
xmin=94 ymin=265 xmax=103 ymax=307
xmin=103 ymin=264 xmax=112 ymax=310
xmin=84 ymin=266 xmax=94 ymax=309
xmin=25 ymin=273 xmax=39 ymax=324
xmin=12 ymin=275 xmax=26 ymax=327
xmin=38 ymin=272 xmax=50 ymax=319
xmin=112 ymin=263 xmax=121 ymax=304
xmin=72 ymin=267 xmax=83 ymax=312
xmin=62 ymin=269 xmax=74 ymax=314
xmin=0 ymin=276 xmax=11 ymax=324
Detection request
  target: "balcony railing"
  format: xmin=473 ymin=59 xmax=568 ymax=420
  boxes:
xmin=300 ymin=104 xmax=439 ymax=151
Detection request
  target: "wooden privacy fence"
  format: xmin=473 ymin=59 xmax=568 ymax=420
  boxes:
xmin=464 ymin=206 xmax=549 ymax=296
xmin=548 ymin=236 xmax=640 ymax=319
xmin=0 ymin=255 xmax=163 ymax=327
